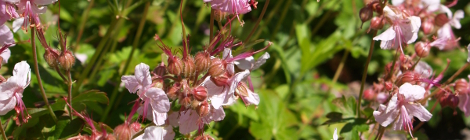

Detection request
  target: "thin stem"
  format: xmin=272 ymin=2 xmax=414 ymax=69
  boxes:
xmin=0 ymin=118 xmax=7 ymax=140
xmin=101 ymin=2 xmax=151 ymax=122
xmin=67 ymin=71 xmax=73 ymax=119
xmin=74 ymin=0 xmax=95 ymax=52
xmin=330 ymin=49 xmax=350 ymax=92
xmin=210 ymin=10 xmax=214 ymax=42
xmin=243 ymin=0 xmax=270 ymax=45
xmin=53 ymin=66 xmax=67 ymax=82
xmin=31 ymin=27 xmax=58 ymax=122
xmin=357 ymin=30 xmax=377 ymax=118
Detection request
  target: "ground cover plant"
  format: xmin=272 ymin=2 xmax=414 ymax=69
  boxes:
xmin=1 ymin=0 xmax=470 ymax=139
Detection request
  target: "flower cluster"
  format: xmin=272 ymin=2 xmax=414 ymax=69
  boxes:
xmin=359 ymin=0 xmax=467 ymax=138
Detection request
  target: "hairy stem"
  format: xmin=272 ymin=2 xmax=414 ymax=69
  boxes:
xmin=31 ymin=27 xmax=58 ymax=122
xmin=357 ymin=30 xmax=377 ymax=118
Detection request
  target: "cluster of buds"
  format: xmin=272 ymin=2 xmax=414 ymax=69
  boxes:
xmin=120 ymin=15 xmax=271 ymax=138
xmin=38 ymin=29 xmax=76 ymax=71
xmin=358 ymin=0 xmax=468 ymax=138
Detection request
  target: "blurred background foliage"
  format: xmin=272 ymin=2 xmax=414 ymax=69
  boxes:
xmin=2 ymin=0 xmax=470 ymax=139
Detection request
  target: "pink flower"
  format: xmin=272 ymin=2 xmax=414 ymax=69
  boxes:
xmin=203 ymin=69 xmax=250 ymax=109
xmin=436 ymin=8 xmax=463 ymax=50
xmin=122 ymin=63 xmax=170 ymax=125
xmin=234 ymin=52 xmax=270 ymax=71
xmin=7 ymin=0 xmax=57 ymax=31
xmin=0 ymin=25 xmax=14 ymax=64
xmin=133 ymin=126 xmax=175 ymax=140
xmin=203 ymin=0 xmax=252 ymax=25
xmin=373 ymin=6 xmax=421 ymax=50
xmin=0 ymin=61 xmax=31 ymax=124
xmin=373 ymin=83 xmax=432 ymax=137
xmin=178 ymin=110 xmax=200 ymax=134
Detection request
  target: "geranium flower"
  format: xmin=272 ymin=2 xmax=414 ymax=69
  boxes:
xmin=235 ymin=52 xmax=270 ymax=71
xmin=203 ymin=0 xmax=252 ymax=25
xmin=6 ymin=0 xmax=57 ymax=31
xmin=121 ymin=63 xmax=152 ymax=95
xmin=0 ymin=25 xmax=14 ymax=64
xmin=203 ymin=69 xmax=250 ymax=109
xmin=0 ymin=61 xmax=31 ymax=124
xmin=178 ymin=106 xmax=226 ymax=134
xmin=373 ymin=83 xmax=432 ymax=137
xmin=133 ymin=126 xmax=175 ymax=140
xmin=436 ymin=8 xmax=463 ymax=50
xmin=1 ymin=0 xmax=19 ymax=25
xmin=373 ymin=6 xmax=421 ymax=50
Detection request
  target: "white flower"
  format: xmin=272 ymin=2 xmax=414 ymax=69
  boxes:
xmin=203 ymin=70 xmax=250 ymax=109
xmin=0 ymin=61 xmax=31 ymax=125
xmin=133 ymin=126 xmax=175 ymax=140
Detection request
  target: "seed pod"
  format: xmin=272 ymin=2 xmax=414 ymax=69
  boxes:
xmin=435 ymin=13 xmax=449 ymax=27
xmin=415 ymin=42 xmax=430 ymax=58
xmin=195 ymin=51 xmax=211 ymax=72
xmin=208 ymin=58 xmax=225 ymax=77
xmin=182 ymin=56 xmax=196 ymax=78
xmin=193 ymin=86 xmax=208 ymax=101
xmin=385 ymin=81 xmax=393 ymax=91
xmin=454 ymin=79 xmax=468 ymax=95
xmin=196 ymin=101 xmax=210 ymax=117
xmin=44 ymin=48 xmax=59 ymax=68
xmin=167 ymin=56 xmax=183 ymax=76
xmin=359 ymin=7 xmax=373 ymax=24
xmin=58 ymin=50 xmax=75 ymax=71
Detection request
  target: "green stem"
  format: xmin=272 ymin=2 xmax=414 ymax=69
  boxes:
xmin=74 ymin=0 xmax=95 ymax=52
xmin=243 ymin=0 xmax=270 ymax=45
xmin=356 ymin=30 xmax=377 ymax=118
xmin=0 ymin=118 xmax=7 ymax=140
xmin=67 ymin=71 xmax=73 ymax=119
xmin=54 ymin=65 xmax=67 ymax=82
xmin=330 ymin=49 xmax=350 ymax=92
xmin=101 ymin=2 xmax=151 ymax=122
xmin=210 ymin=10 xmax=214 ymax=42
xmin=31 ymin=27 xmax=58 ymax=122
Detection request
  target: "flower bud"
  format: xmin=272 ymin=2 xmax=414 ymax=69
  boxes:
xmin=363 ymin=88 xmax=375 ymax=101
xmin=415 ymin=42 xmax=430 ymax=58
xmin=44 ymin=48 xmax=59 ymax=68
xmin=113 ymin=124 xmax=132 ymax=140
xmin=421 ymin=20 xmax=434 ymax=35
xmin=167 ymin=57 xmax=183 ymax=76
xmin=385 ymin=81 xmax=393 ymax=91
xmin=167 ymin=83 xmax=181 ymax=100
xmin=359 ymin=7 xmax=373 ymax=23
xmin=236 ymin=82 xmax=250 ymax=97
xmin=58 ymin=50 xmax=75 ymax=71
xmin=195 ymin=51 xmax=211 ymax=72
xmin=182 ymin=56 xmax=196 ymax=78
xmin=196 ymin=101 xmax=210 ymax=117
xmin=208 ymin=58 xmax=225 ymax=77
xmin=370 ymin=17 xmax=384 ymax=30
xmin=153 ymin=62 xmax=166 ymax=77
xmin=210 ymin=74 xmax=230 ymax=86
xmin=398 ymin=71 xmax=420 ymax=86
xmin=434 ymin=13 xmax=449 ymax=27
xmin=454 ymin=79 xmax=468 ymax=95
xmin=193 ymin=86 xmax=208 ymax=101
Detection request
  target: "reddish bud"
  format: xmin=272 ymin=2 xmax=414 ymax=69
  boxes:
xmin=113 ymin=124 xmax=132 ymax=140
xmin=193 ymin=86 xmax=208 ymax=101
xmin=208 ymin=58 xmax=225 ymax=77
xmin=44 ymin=48 xmax=59 ymax=68
xmin=179 ymin=96 xmax=191 ymax=108
xmin=398 ymin=71 xmax=420 ymax=86
xmin=182 ymin=56 xmax=196 ymax=78
xmin=210 ymin=74 xmax=230 ymax=86
xmin=363 ymin=88 xmax=375 ymax=101
xmin=195 ymin=51 xmax=211 ymax=72
xmin=194 ymin=134 xmax=215 ymax=140
xmin=415 ymin=42 xmax=430 ymax=58
xmin=454 ymin=79 xmax=468 ymax=95
xmin=359 ymin=7 xmax=373 ymax=25
xmin=58 ymin=50 xmax=75 ymax=71
xmin=370 ymin=17 xmax=384 ymax=30
xmin=435 ymin=13 xmax=449 ymax=27
xmin=167 ymin=56 xmax=183 ymax=76
xmin=385 ymin=81 xmax=393 ymax=91
xmin=196 ymin=101 xmax=210 ymax=117
xmin=421 ymin=20 xmax=434 ymax=35
xmin=153 ymin=62 xmax=166 ymax=77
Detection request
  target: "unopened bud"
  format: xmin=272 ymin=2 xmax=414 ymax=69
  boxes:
xmin=196 ymin=101 xmax=210 ymax=117
xmin=454 ymin=79 xmax=468 ymax=95
xmin=182 ymin=56 xmax=196 ymax=78
xmin=114 ymin=124 xmax=132 ymax=140
xmin=434 ymin=13 xmax=449 ymax=27
xmin=421 ymin=20 xmax=434 ymax=35
xmin=179 ymin=96 xmax=191 ymax=108
xmin=385 ymin=81 xmax=393 ymax=91
xmin=167 ymin=83 xmax=181 ymax=100
xmin=167 ymin=57 xmax=183 ymax=76
xmin=210 ymin=74 xmax=230 ymax=86
xmin=193 ymin=86 xmax=208 ymax=101
xmin=363 ymin=88 xmax=375 ymax=101
xmin=44 ymin=48 xmax=59 ymax=68
xmin=398 ymin=71 xmax=420 ymax=86
xmin=153 ymin=62 xmax=166 ymax=77
xmin=58 ymin=50 xmax=75 ymax=71
xmin=208 ymin=58 xmax=225 ymax=77
xmin=195 ymin=51 xmax=211 ymax=72
xmin=359 ymin=7 xmax=373 ymax=25
xmin=370 ymin=17 xmax=384 ymax=30
xmin=236 ymin=82 xmax=250 ymax=97
xmin=415 ymin=42 xmax=430 ymax=58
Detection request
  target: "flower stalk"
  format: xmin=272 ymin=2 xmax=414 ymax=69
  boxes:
xmin=357 ymin=30 xmax=377 ymax=118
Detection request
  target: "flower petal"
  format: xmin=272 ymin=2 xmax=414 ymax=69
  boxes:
xmin=146 ymin=88 xmax=170 ymax=113
xmin=179 ymin=110 xmax=199 ymax=134
xmin=374 ymin=104 xmax=399 ymax=127
xmin=0 ymin=48 xmax=11 ymax=64
xmin=135 ymin=63 xmax=152 ymax=87
xmin=235 ymin=56 xmax=254 ymax=70
xmin=399 ymin=83 xmax=425 ymax=102
xmin=0 ymin=25 xmax=14 ymax=46
xmin=121 ymin=76 xmax=141 ymax=93
xmin=152 ymin=111 xmax=167 ymax=125
xmin=0 ymin=81 xmax=18 ymax=101
xmin=252 ymin=52 xmax=270 ymax=70
xmin=385 ymin=94 xmax=398 ymax=114
xmin=33 ymin=0 xmax=57 ymax=5
xmin=404 ymin=103 xmax=432 ymax=121
xmin=0 ymin=97 xmax=16 ymax=115
xmin=12 ymin=61 xmax=31 ymax=88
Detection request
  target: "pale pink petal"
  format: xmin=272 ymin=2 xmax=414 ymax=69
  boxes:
xmin=399 ymin=83 xmax=425 ymax=102
xmin=33 ymin=0 xmax=57 ymax=5
xmin=135 ymin=63 xmax=152 ymax=87
xmin=152 ymin=111 xmax=167 ymax=125
xmin=458 ymin=94 xmax=470 ymax=116
xmin=382 ymin=6 xmax=399 ymax=20
xmin=12 ymin=61 xmax=31 ymax=88
xmin=0 ymin=97 xmax=16 ymax=115
xmin=374 ymin=104 xmax=400 ymax=127
xmin=235 ymin=56 xmax=254 ymax=70
xmin=467 ymin=44 xmax=470 ymax=63
xmin=450 ymin=10 xmax=464 ymax=29
xmin=203 ymin=106 xmax=225 ymax=124
xmin=385 ymin=94 xmax=399 ymax=114
xmin=12 ymin=17 xmax=24 ymax=32
xmin=0 ymin=25 xmax=14 ymax=46
xmin=404 ymin=103 xmax=432 ymax=121
xmin=439 ymin=5 xmax=452 ymax=18
xmin=179 ymin=110 xmax=199 ymax=134
xmin=437 ymin=24 xmax=453 ymax=40
xmin=414 ymin=61 xmax=432 ymax=78
xmin=74 ymin=53 xmax=87 ymax=64
xmin=223 ymin=48 xmax=235 ymax=74
xmin=146 ymin=88 xmax=170 ymax=113
xmin=3 ymin=0 xmax=19 ymax=3
xmin=121 ymin=76 xmax=141 ymax=93
xmin=244 ymin=89 xmax=260 ymax=106
xmin=209 ymin=87 xmax=229 ymax=109
xmin=373 ymin=27 xmax=396 ymax=42
xmin=252 ymin=52 xmax=270 ymax=70
xmin=391 ymin=114 xmax=403 ymax=130
xmin=0 ymin=48 xmax=11 ymax=64
xmin=391 ymin=0 xmax=404 ymax=5
xmin=207 ymin=0 xmax=252 ymax=15
xmin=168 ymin=112 xmax=179 ymax=127
xmin=134 ymin=126 xmax=175 ymax=140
